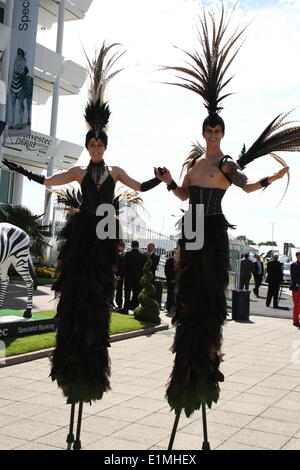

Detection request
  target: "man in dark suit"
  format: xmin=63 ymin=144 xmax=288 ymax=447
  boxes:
xmin=252 ymin=254 xmax=264 ymax=297
xmin=119 ymin=240 xmax=146 ymax=314
xmin=114 ymin=241 xmax=126 ymax=310
xmin=290 ymin=251 xmax=300 ymax=327
xmin=266 ymin=254 xmax=283 ymax=308
xmin=239 ymin=253 xmax=253 ymax=290
xmin=147 ymin=243 xmax=160 ymax=281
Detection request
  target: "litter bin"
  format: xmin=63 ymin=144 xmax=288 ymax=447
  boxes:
xmin=154 ymin=280 xmax=163 ymax=309
xmin=232 ymin=290 xmax=250 ymax=321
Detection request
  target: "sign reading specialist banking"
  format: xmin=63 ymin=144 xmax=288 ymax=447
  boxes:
xmin=6 ymin=1 xmax=39 ymax=137
xmin=0 ymin=317 xmax=58 ymax=340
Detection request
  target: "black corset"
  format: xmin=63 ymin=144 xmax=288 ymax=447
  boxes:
xmin=188 ymin=186 xmax=226 ymax=215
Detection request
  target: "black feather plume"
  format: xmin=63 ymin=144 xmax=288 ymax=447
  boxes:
xmin=160 ymin=2 xmax=248 ymax=118
xmin=237 ymin=111 xmax=300 ymax=169
xmin=53 ymin=188 xmax=83 ymax=209
xmin=181 ymin=141 xmax=205 ymax=178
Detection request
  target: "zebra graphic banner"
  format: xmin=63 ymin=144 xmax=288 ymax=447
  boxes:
xmin=6 ymin=0 xmax=40 ymax=136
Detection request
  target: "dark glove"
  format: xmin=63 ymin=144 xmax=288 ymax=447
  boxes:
xmin=2 ymin=159 xmax=45 ymax=185
xmin=140 ymin=167 xmax=164 ymax=192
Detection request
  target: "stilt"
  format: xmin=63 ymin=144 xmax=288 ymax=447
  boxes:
xmin=66 ymin=403 xmax=76 ymax=450
xmin=73 ymin=401 xmax=84 ymax=451
xmin=167 ymin=404 xmax=211 ymax=451
xmin=168 ymin=410 xmax=181 ymax=450
xmin=201 ymin=402 xmax=210 ymax=450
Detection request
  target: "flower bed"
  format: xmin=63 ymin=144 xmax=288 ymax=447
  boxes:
xmin=35 ymin=266 xmax=56 ymax=279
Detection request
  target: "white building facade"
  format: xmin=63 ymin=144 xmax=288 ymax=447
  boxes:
xmin=0 ymin=0 xmax=92 ymax=205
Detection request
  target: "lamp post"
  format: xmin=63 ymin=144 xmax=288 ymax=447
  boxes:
xmin=270 ymin=222 xmax=277 ymax=251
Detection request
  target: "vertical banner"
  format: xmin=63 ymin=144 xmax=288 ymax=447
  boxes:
xmin=6 ymin=0 xmax=39 ymax=136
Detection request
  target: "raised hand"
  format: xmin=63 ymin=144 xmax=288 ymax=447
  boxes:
xmin=2 ymin=158 xmax=45 ymax=185
xmin=270 ymin=166 xmax=289 ymax=183
xmin=154 ymin=167 xmax=172 ymax=185
xmin=2 ymin=159 xmax=22 ymax=173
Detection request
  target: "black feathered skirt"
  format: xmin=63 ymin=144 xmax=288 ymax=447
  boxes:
xmin=166 ymin=213 xmax=233 ymax=417
xmin=50 ymin=211 xmax=118 ymax=404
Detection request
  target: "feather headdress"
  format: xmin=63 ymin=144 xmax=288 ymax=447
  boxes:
xmin=161 ymin=3 xmax=247 ymax=129
xmin=84 ymin=42 xmax=126 ymax=139
xmin=160 ymin=2 xmax=248 ymax=126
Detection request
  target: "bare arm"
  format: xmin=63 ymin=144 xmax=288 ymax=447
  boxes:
xmin=222 ymin=160 xmax=289 ymax=193
xmin=115 ymin=166 xmax=141 ymax=191
xmin=154 ymin=167 xmax=189 ymax=201
xmin=243 ymin=167 xmax=289 ymax=193
xmin=44 ymin=167 xmax=79 ymax=186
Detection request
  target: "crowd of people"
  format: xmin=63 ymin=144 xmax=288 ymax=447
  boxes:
xmin=114 ymin=240 xmax=161 ymax=314
xmin=239 ymin=251 xmax=300 ymax=327
xmin=113 ymin=241 xmax=183 ymax=317
xmin=115 ymin=246 xmax=300 ymax=328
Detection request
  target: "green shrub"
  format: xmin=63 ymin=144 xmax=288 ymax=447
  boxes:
xmin=134 ymin=257 xmax=161 ymax=325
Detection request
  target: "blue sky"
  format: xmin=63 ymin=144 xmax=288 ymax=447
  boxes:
xmin=23 ymin=0 xmax=300 ymax=249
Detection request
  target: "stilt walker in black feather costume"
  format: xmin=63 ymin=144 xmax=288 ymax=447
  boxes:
xmin=3 ymin=42 xmax=164 ymax=450
xmin=155 ymin=3 xmax=300 ymax=449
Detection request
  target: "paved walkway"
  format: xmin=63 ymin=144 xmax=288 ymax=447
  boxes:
xmin=0 ymin=282 xmax=299 ymax=450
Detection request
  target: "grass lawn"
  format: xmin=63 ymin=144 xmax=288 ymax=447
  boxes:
xmin=2 ymin=311 xmax=154 ymax=358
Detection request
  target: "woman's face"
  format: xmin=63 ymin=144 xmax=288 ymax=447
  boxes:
xmin=87 ymin=138 xmax=106 ymax=162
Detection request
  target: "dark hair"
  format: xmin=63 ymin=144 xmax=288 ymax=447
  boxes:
xmin=85 ymin=129 xmax=108 ymax=149
xmin=131 ymin=240 xmax=139 ymax=248
xmin=202 ymin=114 xmax=225 ymax=134
xmin=244 ymin=253 xmax=249 ymax=259
xmin=296 ymin=251 xmax=300 ymax=257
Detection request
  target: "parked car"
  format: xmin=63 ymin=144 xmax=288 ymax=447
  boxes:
xmin=282 ymin=263 xmax=291 ymax=284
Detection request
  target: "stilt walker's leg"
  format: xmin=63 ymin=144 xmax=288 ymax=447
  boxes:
xmin=168 ymin=410 xmax=181 ymax=450
xmin=66 ymin=403 xmax=76 ymax=450
xmin=73 ymin=401 xmax=84 ymax=451
xmin=201 ymin=403 xmax=210 ymax=450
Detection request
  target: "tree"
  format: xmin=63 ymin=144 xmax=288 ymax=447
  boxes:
xmin=258 ymin=241 xmax=277 ymax=246
xmin=236 ymin=235 xmax=255 ymax=245
xmin=0 ymin=204 xmax=52 ymax=258
xmin=134 ymin=257 xmax=161 ymax=325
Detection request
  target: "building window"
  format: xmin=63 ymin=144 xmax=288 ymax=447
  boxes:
xmin=0 ymin=170 xmax=14 ymax=204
